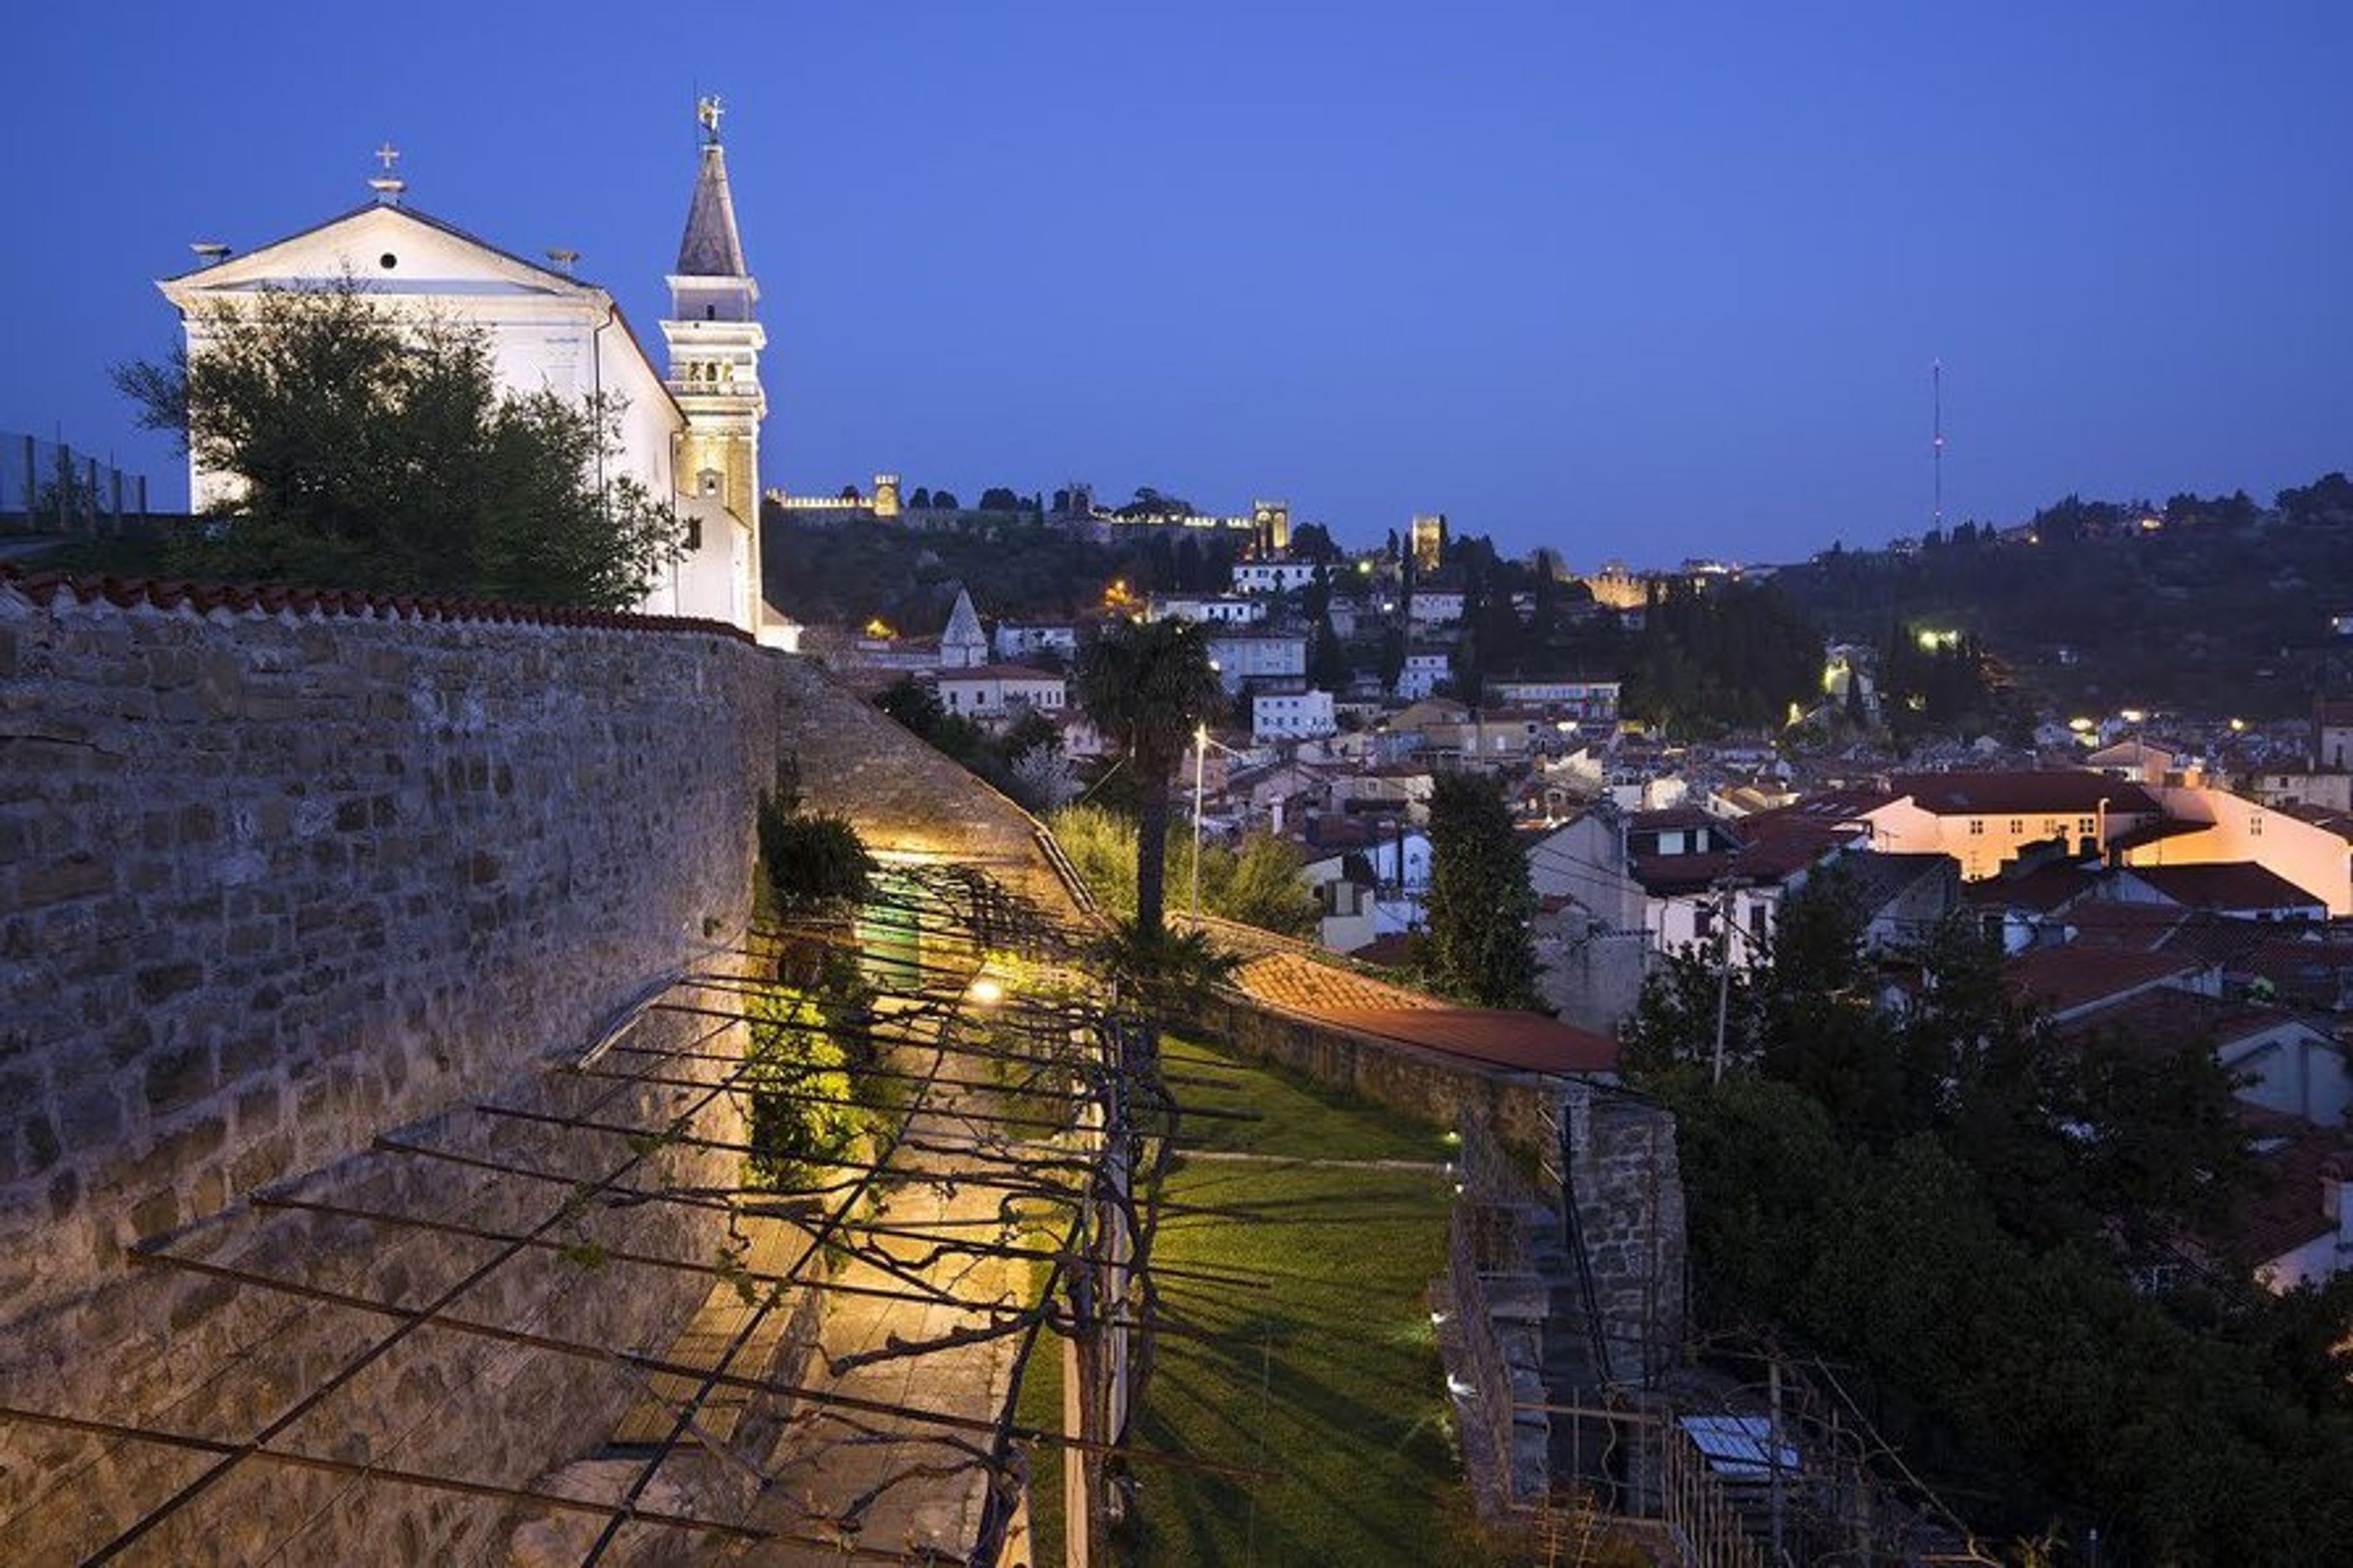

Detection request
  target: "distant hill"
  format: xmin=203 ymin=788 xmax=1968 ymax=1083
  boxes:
xmin=1772 ymin=480 xmax=2353 ymax=719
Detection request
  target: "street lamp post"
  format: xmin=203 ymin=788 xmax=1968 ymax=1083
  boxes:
xmin=1191 ymin=724 xmax=1207 ymax=922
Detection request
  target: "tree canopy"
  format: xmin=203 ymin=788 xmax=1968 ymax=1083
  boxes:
xmin=1072 ymin=618 xmax=1224 ymax=935
xmin=116 ymin=279 xmax=684 ymax=608
xmin=1422 ymin=771 xmax=1540 ymax=1008
xmin=1626 ymin=884 xmax=2345 ymax=1558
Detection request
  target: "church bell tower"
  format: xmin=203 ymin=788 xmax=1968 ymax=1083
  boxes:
xmin=661 ymin=96 xmax=765 ymax=532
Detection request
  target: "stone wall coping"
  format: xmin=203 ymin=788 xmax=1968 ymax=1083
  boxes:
xmin=0 ymin=562 xmax=753 ymax=643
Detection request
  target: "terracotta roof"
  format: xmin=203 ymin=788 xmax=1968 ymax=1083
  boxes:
xmin=1890 ymin=770 xmax=2162 ymax=817
xmin=2061 ymin=900 xmax=2189 ymax=952
xmin=1631 ymin=849 xmax=1738 ymax=896
xmin=1729 ymin=806 xmax=1878 ymax=882
xmin=1311 ymin=1007 xmax=1620 ymax=1075
xmin=2117 ymin=862 xmax=2327 ymax=914
xmin=934 ymin=663 xmax=1065 ymax=683
xmin=0 ymin=564 xmax=751 ymax=641
xmin=1227 ymin=947 xmax=1618 ymax=1074
xmin=2007 ymin=946 xmax=2208 ymax=1018
xmin=2058 ymin=988 xmax=2310 ymax=1059
xmin=1346 ymin=931 xmax=1420 ymax=968
xmin=2231 ymin=1119 xmax=2352 ymax=1269
xmin=1233 ymin=952 xmax=1446 ymax=1014
xmin=1808 ymin=851 xmax=1953 ymax=915
xmin=1630 ymin=805 xmax=1724 ymax=834
xmin=2107 ymin=818 xmax=2210 ymax=852
xmin=1963 ymin=862 xmax=2101 ymax=915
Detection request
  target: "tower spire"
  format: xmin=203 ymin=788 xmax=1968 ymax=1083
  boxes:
xmin=676 ymin=101 xmax=749 ymax=278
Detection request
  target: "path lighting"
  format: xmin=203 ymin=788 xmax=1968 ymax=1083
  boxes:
xmin=966 ymin=976 xmax=1004 ymax=1007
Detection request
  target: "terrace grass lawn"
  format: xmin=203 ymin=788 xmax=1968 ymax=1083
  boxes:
xmin=1017 ymin=1040 xmax=1503 ymax=1567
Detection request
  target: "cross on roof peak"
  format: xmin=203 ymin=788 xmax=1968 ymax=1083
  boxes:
xmin=374 ymin=142 xmax=400 ymax=173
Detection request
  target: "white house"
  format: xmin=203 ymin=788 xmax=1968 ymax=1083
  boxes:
xmin=993 ymin=622 xmax=1078 ymax=662
xmin=1231 ymin=560 xmax=1320 ymax=596
xmin=1854 ymin=771 xmax=2165 ymax=882
xmin=157 ymin=108 xmax=786 ymax=643
xmin=1488 ymin=676 xmax=1622 ymax=722
xmin=1147 ymin=594 xmax=1265 ymax=626
xmin=936 ymin=664 xmax=1067 ymax=722
xmin=1408 ymin=589 xmax=1465 ymax=628
xmin=2115 ymin=786 xmax=2353 ymax=917
xmin=1252 ymin=687 xmax=1336 ymax=740
xmin=1206 ymin=631 xmax=1307 ymax=695
xmin=1393 ymin=648 xmax=1452 ymax=701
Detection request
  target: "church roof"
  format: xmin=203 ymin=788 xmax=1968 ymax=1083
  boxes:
xmin=941 ymin=588 xmax=986 ymax=651
xmin=676 ymin=143 xmax=750 ymax=278
xmin=157 ymin=200 xmax=686 ymax=427
xmin=163 ymin=200 xmax=591 ymax=294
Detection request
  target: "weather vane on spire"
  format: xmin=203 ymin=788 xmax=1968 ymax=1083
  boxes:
xmin=696 ymin=94 xmax=724 ymax=145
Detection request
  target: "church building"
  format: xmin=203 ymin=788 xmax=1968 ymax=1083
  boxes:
xmin=156 ymin=101 xmax=793 ymax=645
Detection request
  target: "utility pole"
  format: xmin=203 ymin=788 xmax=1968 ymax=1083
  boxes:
xmin=1708 ymin=877 xmax=1749 ymax=1083
xmin=1768 ymin=1355 xmax=1787 ymax=1562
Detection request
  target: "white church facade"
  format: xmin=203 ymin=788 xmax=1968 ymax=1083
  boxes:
xmin=156 ymin=104 xmax=793 ymax=645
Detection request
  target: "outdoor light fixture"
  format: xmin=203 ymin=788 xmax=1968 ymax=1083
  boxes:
xmin=967 ymin=977 xmax=1004 ymax=1007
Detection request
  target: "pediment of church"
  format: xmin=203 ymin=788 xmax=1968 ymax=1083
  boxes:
xmin=162 ymin=205 xmax=594 ymax=307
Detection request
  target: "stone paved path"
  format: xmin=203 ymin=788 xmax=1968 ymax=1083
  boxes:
xmin=743 ymin=1084 xmax=1039 ymax=1564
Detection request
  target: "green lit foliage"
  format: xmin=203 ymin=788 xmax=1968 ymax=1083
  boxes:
xmin=1083 ymin=918 xmax=1241 ymax=1023
xmin=1047 ymin=805 xmax=1316 ymax=937
xmin=756 ymin=786 xmax=873 ymax=913
xmin=742 ymin=985 xmax=860 ymax=1189
xmin=115 ymin=278 xmax=684 ymax=607
xmin=1070 ymin=619 xmax=1225 ymax=936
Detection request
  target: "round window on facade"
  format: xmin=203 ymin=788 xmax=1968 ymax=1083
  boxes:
xmin=379 ymin=252 xmax=398 ymax=270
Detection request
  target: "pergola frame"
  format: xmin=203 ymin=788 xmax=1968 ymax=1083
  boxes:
xmin=0 ymin=864 xmax=1254 ymax=1566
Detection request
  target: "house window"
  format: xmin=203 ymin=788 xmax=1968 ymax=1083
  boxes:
xmin=684 ymin=518 xmax=703 ymax=551
xmin=2250 ymin=815 xmax=2264 ymax=837
xmin=2079 ymin=817 xmax=2096 ymax=835
xmin=1968 ymin=819 xmax=1985 ymax=836
xmin=2009 ymin=819 xmax=2023 ymax=835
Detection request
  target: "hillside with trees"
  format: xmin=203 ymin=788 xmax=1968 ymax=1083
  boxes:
xmin=1772 ymin=475 xmax=2353 ymax=718
xmin=762 ymin=510 xmax=1249 ymax=632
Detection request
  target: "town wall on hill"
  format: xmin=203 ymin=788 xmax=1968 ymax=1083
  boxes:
xmin=0 ymin=577 xmax=1070 ymax=1558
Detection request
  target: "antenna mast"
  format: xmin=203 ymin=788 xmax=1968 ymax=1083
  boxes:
xmin=1931 ymin=358 xmax=1944 ymax=533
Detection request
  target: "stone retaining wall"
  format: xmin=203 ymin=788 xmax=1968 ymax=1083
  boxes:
xmin=1190 ymin=988 xmax=1685 ymax=1375
xmin=0 ymin=581 xmax=1075 ymax=1558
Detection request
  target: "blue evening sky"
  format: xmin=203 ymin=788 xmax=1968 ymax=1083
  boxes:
xmin=2 ymin=2 xmax=2346 ymax=566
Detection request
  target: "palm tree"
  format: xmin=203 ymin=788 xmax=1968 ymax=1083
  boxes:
xmin=1071 ymin=616 xmax=1224 ymax=936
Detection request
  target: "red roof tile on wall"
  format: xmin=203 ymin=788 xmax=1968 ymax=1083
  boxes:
xmin=0 ymin=564 xmax=754 ymax=643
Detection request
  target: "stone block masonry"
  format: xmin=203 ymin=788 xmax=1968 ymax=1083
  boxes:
xmin=0 ymin=573 xmax=1080 ymax=1558
xmin=0 ymin=576 xmax=1071 ymax=1329
xmin=0 ymin=585 xmax=794 ymax=1325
